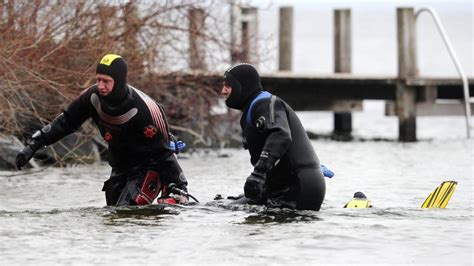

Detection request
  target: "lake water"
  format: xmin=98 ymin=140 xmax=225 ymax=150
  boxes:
xmin=1 ymin=102 xmax=472 ymax=265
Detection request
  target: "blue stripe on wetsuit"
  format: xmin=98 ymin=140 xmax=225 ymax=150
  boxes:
xmin=245 ymin=91 xmax=335 ymax=178
xmin=246 ymin=91 xmax=272 ymax=125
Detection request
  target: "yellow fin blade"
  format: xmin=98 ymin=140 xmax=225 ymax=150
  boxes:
xmin=421 ymin=181 xmax=457 ymax=208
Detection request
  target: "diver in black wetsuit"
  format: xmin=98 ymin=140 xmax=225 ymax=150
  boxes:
xmin=221 ymin=64 xmax=326 ymax=211
xmin=16 ymin=54 xmax=189 ymax=206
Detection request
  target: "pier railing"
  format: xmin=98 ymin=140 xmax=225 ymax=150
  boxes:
xmin=415 ymin=7 xmax=472 ymax=138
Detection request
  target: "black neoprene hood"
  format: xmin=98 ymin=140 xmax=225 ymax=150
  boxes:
xmin=96 ymin=54 xmax=128 ymax=106
xmin=224 ymin=63 xmax=263 ymax=110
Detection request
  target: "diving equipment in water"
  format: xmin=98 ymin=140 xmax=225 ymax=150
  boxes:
xmin=421 ymin=181 xmax=457 ymax=208
xmin=343 ymin=191 xmax=372 ymax=208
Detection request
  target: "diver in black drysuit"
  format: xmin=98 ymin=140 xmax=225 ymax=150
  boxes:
xmin=221 ymin=64 xmax=326 ymax=211
xmin=16 ymin=54 xmax=188 ymax=206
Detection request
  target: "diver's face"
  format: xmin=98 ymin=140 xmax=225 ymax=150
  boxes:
xmin=96 ymin=74 xmax=115 ymax=96
xmin=221 ymin=82 xmax=232 ymax=99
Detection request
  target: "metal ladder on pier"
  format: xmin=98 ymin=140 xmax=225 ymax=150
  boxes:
xmin=416 ymin=7 xmax=472 ymax=138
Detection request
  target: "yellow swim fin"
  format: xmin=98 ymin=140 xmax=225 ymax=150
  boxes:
xmin=344 ymin=192 xmax=372 ymax=208
xmin=421 ymin=181 xmax=457 ymax=208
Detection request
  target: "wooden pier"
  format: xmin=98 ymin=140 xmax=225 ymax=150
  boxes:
xmin=222 ymin=6 xmax=472 ymax=141
xmin=188 ymin=5 xmax=472 ymax=141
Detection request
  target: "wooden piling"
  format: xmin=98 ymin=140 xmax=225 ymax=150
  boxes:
xmin=123 ymin=3 xmax=139 ymax=50
xmin=334 ymin=9 xmax=351 ymax=73
xmin=279 ymin=6 xmax=293 ymax=71
xmin=123 ymin=3 xmax=142 ymax=72
xmin=229 ymin=1 xmax=239 ymax=64
xmin=189 ymin=8 xmax=206 ymax=71
xmin=334 ymin=9 xmax=353 ymax=135
xmin=396 ymin=8 xmax=417 ymax=142
xmin=240 ymin=7 xmax=259 ymax=66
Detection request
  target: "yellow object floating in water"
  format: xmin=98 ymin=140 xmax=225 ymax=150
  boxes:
xmin=344 ymin=192 xmax=372 ymax=208
xmin=344 ymin=199 xmax=372 ymax=208
xmin=421 ymin=181 xmax=457 ymax=208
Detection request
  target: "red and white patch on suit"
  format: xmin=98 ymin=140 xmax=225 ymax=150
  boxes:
xmin=103 ymin=132 xmax=113 ymax=142
xmin=132 ymin=87 xmax=169 ymax=142
xmin=144 ymin=125 xmax=157 ymax=139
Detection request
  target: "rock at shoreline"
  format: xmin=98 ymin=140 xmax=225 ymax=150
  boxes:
xmin=0 ymin=134 xmax=39 ymax=170
xmin=0 ymin=133 xmax=100 ymax=170
xmin=35 ymin=133 xmax=101 ymax=166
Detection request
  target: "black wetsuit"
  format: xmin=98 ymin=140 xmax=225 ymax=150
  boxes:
xmin=241 ymin=92 xmax=325 ymax=210
xmin=38 ymin=84 xmax=187 ymax=206
xmin=17 ymin=55 xmax=187 ymax=206
xmin=223 ymin=63 xmax=325 ymax=211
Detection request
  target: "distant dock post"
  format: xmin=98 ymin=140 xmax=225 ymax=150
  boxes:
xmin=228 ymin=3 xmax=259 ymax=66
xmin=189 ymin=8 xmax=206 ymax=71
xmin=397 ymin=7 xmax=417 ymax=142
xmin=279 ymin=6 xmax=293 ymax=71
xmin=241 ymin=6 xmax=259 ymax=66
xmin=334 ymin=9 xmax=352 ymax=136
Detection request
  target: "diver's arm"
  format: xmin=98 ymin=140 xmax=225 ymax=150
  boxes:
xmin=244 ymin=98 xmax=292 ymax=201
xmin=252 ymin=98 xmax=292 ymax=173
xmin=16 ymin=89 xmax=93 ymax=169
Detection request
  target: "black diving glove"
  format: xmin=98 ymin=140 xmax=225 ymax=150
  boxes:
xmin=16 ymin=130 xmax=45 ymax=170
xmin=244 ymin=151 xmax=277 ymax=202
xmin=244 ymin=170 xmax=266 ymax=202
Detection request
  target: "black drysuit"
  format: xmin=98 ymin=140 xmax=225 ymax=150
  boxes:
xmin=17 ymin=55 xmax=187 ymax=206
xmin=223 ymin=63 xmax=325 ymax=211
xmin=33 ymin=85 xmax=187 ymax=206
xmin=241 ymin=93 xmax=326 ymax=210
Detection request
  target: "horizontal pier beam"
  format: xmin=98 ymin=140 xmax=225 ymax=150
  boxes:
xmin=386 ymin=101 xmax=474 ymax=116
xmin=261 ymin=73 xmax=398 ymax=102
xmin=260 ymin=73 xmax=474 ymax=104
xmin=156 ymin=72 xmax=473 ymax=111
